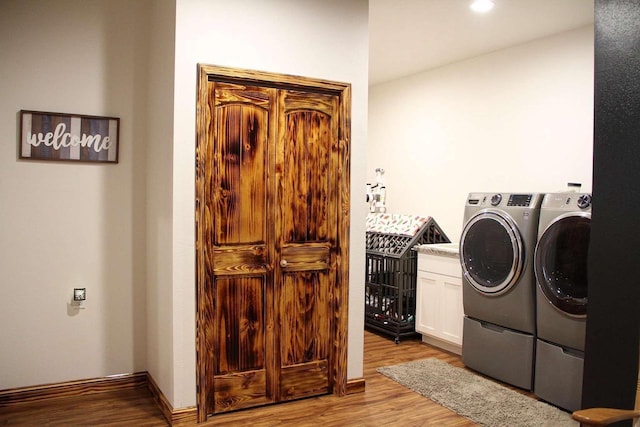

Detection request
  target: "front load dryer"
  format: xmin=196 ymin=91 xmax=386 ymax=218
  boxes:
xmin=533 ymin=192 xmax=592 ymax=412
xmin=460 ymin=192 xmax=543 ymax=390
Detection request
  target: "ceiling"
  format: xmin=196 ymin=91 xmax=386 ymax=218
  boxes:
xmin=369 ymin=0 xmax=594 ymax=86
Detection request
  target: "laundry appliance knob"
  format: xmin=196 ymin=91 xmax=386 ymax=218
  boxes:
xmin=577 ymin=194 xmax=592 ymax=209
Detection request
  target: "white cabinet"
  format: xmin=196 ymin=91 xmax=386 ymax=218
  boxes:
xmin=416 ymin=251 xmax=463 ymax=354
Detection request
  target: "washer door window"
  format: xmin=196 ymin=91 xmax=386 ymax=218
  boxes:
xmin=460 ymin=211 xmax=524 ymax=294
xmin=535 ymin=213 xmax=590 ymax=317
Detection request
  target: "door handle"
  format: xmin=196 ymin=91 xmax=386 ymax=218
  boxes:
xmin=280 ymin=259 xmax=288 ymax=267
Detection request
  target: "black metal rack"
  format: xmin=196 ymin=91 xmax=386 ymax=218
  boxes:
xmin=365 ymin=214 xmax=450 ymax=343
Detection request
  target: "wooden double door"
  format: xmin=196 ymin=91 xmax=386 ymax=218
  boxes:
xmin=195 ymin=65 xmax=350 ymax=421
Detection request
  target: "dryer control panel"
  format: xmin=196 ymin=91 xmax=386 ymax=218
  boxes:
xmin=577 ymin=194 xmax=592 ymax=209
xmin=542 ymin=193 xmax=593 ymax=210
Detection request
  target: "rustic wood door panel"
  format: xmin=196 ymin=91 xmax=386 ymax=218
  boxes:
xmin=280 ymin=271 xmax=331 ymax=365
xmin=214 ymin=276 xmax=265 ymax=374
xmin=196 ymin=65 xmax=350 ymax=422
xmin=279 ymin=271 xmax=331 ymax=401
xmin=212 ymin=276 xmax=271 ymax=413
xmin=202 ymin=81 xmax=277 ymax=416
xmin=276 ymin=89 xmax=338 ymax=400
xmin=212 ymin=82 xmax=272 ymax=247
xmin=279 ymin=90 xmax=336 ymax=243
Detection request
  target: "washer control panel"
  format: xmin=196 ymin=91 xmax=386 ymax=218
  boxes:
xmin=507 ymin=194 xmax=533 ymax=207
xmin=467 ymin=193 xmax=536 ymax=207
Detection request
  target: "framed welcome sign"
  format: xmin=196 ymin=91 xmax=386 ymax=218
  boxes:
xmin=20 ymin=110 xmax=120 ymax=163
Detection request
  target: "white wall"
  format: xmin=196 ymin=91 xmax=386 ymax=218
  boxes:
xmin=0 ymin=0 xmax=151 ymax=389
xmin=0 ymin=0 xmax=590 ymax=414
xmin=146 ymin=0 xmax=177 ymax=405
xmin=164 ymin=0 xmax=369 ymax=408
xmin=368 ymin=26 xmax=594 ymax=241
xmin=0 ymin=0 xmax=367 ymax=409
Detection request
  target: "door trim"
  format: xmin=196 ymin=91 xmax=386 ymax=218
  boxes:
xmin=195 ymin=64 xmax=351 ymax=423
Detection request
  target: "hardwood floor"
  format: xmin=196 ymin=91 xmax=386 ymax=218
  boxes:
xmin=0 ymin=386 xmax=167 ymax=426
xmin=0 ymin=331 xmax=478 ymax=426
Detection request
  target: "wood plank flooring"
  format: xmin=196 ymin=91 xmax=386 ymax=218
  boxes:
xmin=0 ymin=331 xmax=484 ymax=426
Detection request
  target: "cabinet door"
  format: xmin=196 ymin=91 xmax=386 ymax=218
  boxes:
xmin=416 ymin=270 xmax=463 ymax=346
xmin=439 ymin=275 xmax=463 ymax=345
xmin=276 ymin=89 xmax=339 ymax=401
xmin=416 ymin=271 xmax=440 ymax=336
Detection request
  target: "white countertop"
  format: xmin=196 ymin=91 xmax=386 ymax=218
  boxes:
xmin=414 ymin=242 xmax=460 ymax=258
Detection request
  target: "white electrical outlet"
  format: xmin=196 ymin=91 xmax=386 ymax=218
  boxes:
xmin=73 ymin=288 xmax=86 ymax=302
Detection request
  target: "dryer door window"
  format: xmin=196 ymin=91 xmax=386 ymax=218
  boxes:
xmin=535 ymin=213 xmax=590 ymax=317
xmin=460 ymin=211 xmax=524 ymax=294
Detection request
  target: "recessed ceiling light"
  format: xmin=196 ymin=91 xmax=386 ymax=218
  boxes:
xmin=470 ymin=0 xmax=495 ymax=13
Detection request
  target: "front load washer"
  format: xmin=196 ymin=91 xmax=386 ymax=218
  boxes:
xmin=460 ymin=192 xmax=543 ymax=390
xmin=533 ymin=192 xmax=592 ymax=412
